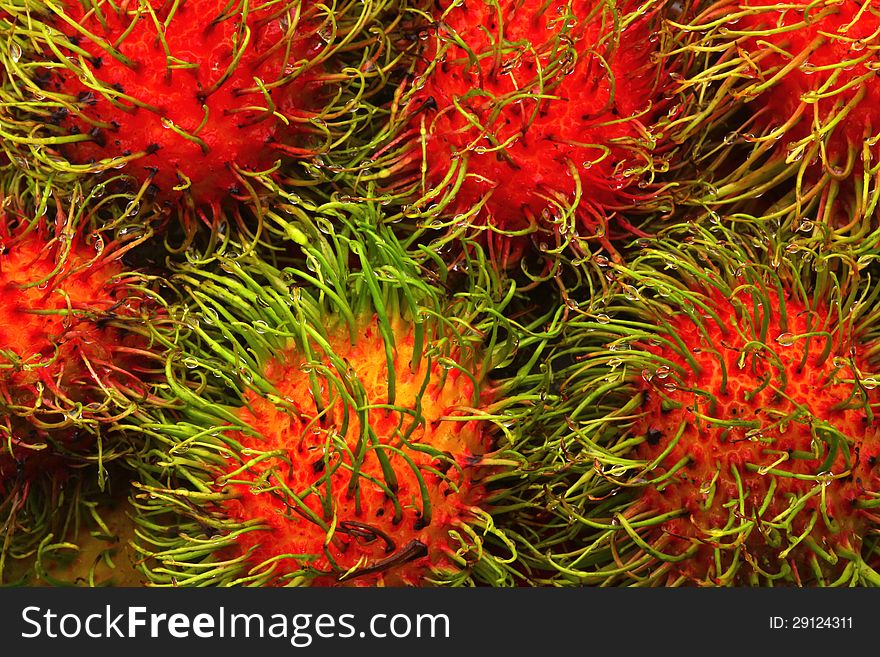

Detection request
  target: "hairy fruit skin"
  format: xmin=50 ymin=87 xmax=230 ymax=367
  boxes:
xmin=666 ymin=0 xmax=880 ymax=253
xmin=635 ymin=286 xmax=880 ymax=585
xmin=736 ymin=0 xmax=880 ymax=173
xmin=0 ymin=220 xmax=154 ymax=476
xmin=399 ymin=0 xmax=669 ymax=240
xmin=45 ymin=0 xmax=325 ymax=207
xmin=222 ymin=317 xmax=492 ymax=586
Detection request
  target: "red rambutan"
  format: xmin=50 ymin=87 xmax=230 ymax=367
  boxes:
xmin=539 ymin=223 xmax=880 ymax=586
xmin=50 ymin=0 xmax=323 ymax=205
xmin=127 ymin=217 xmax=547 ymax=587
xmin=633 ymin=286 xmax=880 ymax=584
xmin=379 ymin=0 xmax=677 ymax=255
xmin=222 ymin=315 xmax=492 ymax=586
xmin=0 ymin=188 xmax=168 ymax=580
xmin=0 ymin=200 xmax=160 ymax=476
xmin=670 ymin=0 xmax=880 ymax=248
xmin=1 ymin=0 xmax=390 ymax=223
xmin=732 ymin=0 xmax=880 ymax=174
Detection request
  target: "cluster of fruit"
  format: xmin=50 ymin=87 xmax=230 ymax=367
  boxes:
xmin=1 ymin=0 xmax=879 ymax=587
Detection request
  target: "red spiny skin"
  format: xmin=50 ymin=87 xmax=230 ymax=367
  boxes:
xmin=633 ymin=286 xmax=880 ymax=584
xmin=48 ymin=0 xmax=325 ymax=207
xmin=404 ymin=0 xmax=668 ymax=237
xmin=737 ymin=0 xmax=880 ymax=171
xmin=0 ymin=222 xmax=153 ymax=477
xmin=222 ymin=318 xmax=493 ymax=586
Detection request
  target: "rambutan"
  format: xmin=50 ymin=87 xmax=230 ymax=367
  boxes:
xmin=128 ymin=211 xmax=557 ymax=586
xmin=372 ymin=0 xmax=680 ymax=260
xmin=735 ymin=0 xmax=880 ymax=170
xmin=0 ymin=188 xmax=168 ymax=581
xmin=0 ymin=0 xmax=394 ymax=223
xmin=0 ymin=201 xmax=160 ymax=472
xmin=537 ymin=222 xmax=880 ymax=586
xmin=222 ymin=314 xmax=492 ymax=586
xmin=670 ymin=0 xmax=880 ymax=250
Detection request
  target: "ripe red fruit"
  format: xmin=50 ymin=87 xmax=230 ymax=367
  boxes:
xmin=533 ymin=222 xmax=880 ymax=586
xmin=221 ymin=316 xmax=492 ymax=586
xmin=668 ymin=0 xmax=880 ymax=247
xmin=634 ymin=285 xmax=880 ymax=584
xmin=0 ymin=211 xmax=157 ymax=476
xmin=390 ymin=0 xmax=673 ymax=248
xmin=39 ymin=0 xmax=326 ymax=209
xmin=733 ymin=0 xmax=880 ymax=173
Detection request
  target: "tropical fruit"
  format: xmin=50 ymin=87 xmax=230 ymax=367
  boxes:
xmin=535 ymin=222 xmax=880 ymax=585
xmin=372 ymin=0 xmax=680 ymax=262
xmin=0 ymin=193 xmax=161 ymax=474
xmin=671 ymin=0 xmax=880 ymax=250
xmin=129 ymin=211 xmax=556 ymax=586
xmin=0 ymin=186 xmax=166 ymax=581
xmin=0 ymin=0 xmax=394 ymax=226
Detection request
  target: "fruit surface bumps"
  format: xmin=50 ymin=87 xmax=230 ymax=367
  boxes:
xmin=634 ymin=285 xmax=880 ymax=583
xmin=405 ymin=0 xmax=665 ymax=235
xmin=48 ymin=0 xmax=324 ymax=205
xmin=222 ymin=316 xmax=492 ymax=586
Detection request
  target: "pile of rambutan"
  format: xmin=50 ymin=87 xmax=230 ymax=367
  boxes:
xmin=4 ymin=0 xmax=880 ymax=590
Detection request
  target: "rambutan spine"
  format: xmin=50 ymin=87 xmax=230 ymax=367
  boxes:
xmin=667 ymin=0 xmax=880 ymax=254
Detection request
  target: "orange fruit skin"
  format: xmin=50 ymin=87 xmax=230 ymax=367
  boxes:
xmin=633 ymin=286 xmax=880 ymax=584
xmin=222 ymin=317 xmax=493 ymax=586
